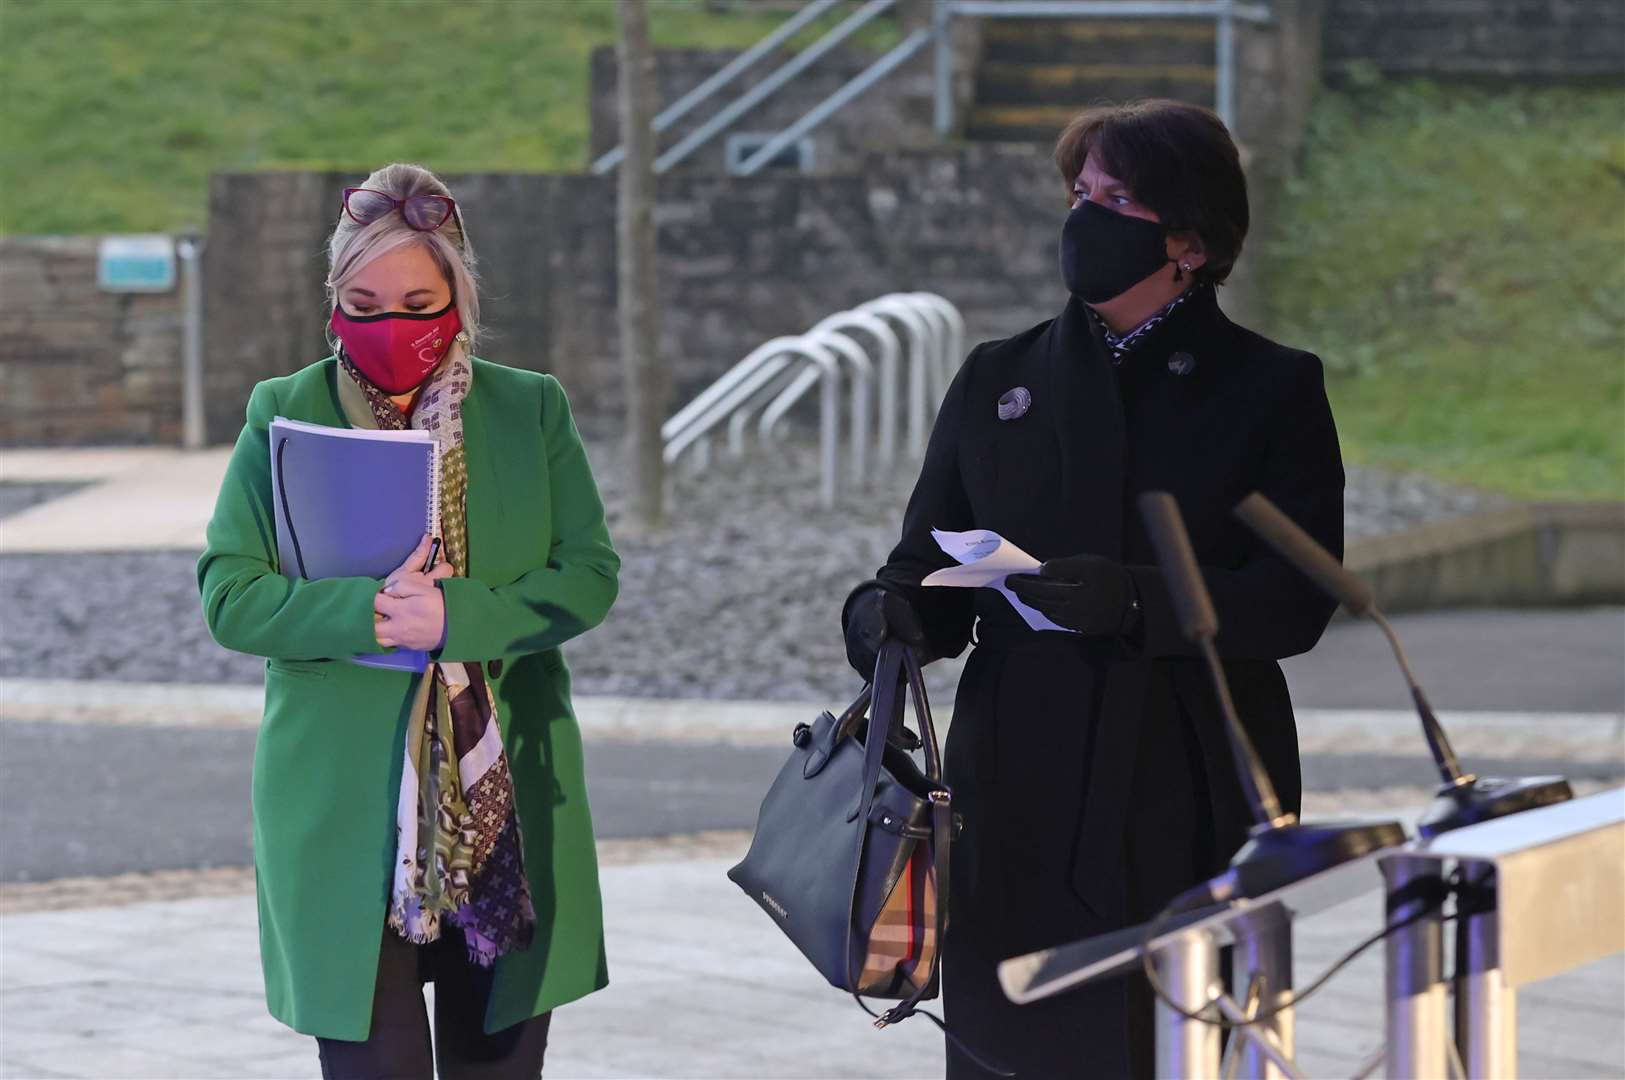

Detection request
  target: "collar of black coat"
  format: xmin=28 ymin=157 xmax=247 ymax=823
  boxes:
xmin=1090 ymin=283 xmax=1207 ymax=363
xmin=1055 ymin=281 xmax=1227 ymax=375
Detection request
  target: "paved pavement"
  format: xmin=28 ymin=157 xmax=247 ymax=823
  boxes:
xmin=3 ymin=449 xmax=1622 ymax=1076
xmin=0 ymin=448 xmax=231 ymax=554
xmin=3 ymin=821 xmax=1623 ymax=1080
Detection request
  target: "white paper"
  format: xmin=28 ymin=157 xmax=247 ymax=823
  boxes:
xmin=922 ymin=528 xmax=1076 ymax=634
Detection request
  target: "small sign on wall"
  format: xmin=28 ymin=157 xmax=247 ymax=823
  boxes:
xmin=98 ymin=235 xmax=176 ymax=292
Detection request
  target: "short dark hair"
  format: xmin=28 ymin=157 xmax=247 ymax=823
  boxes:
xmin=1053 ymin=99 xmax=1250 ymax=285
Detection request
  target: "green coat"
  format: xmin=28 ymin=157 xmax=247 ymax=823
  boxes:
xmin=197 ymin=356 xmax=620 ymax=1040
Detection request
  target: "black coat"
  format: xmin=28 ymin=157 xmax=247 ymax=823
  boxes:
xmin=850 ymin=284 xmax=1343 ymax=1078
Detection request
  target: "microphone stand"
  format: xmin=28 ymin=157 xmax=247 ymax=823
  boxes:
xmin=1138 ymin=492 xmax=1406 ymax=1079
xmin=1231 ymin=492 xmax=1573 ymax=840
xmin=1233 ymin=491 xmax=1576 ymax=1074
xmin=1139 ymin=492 xmax=1406 ymax=909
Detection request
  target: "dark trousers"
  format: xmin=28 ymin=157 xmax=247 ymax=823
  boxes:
xmin=316 ymin=925 xmax=552 ymax=1080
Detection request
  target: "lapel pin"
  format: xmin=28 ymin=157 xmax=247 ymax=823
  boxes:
xmin=1168 ymin=352 xmax=1197 ymax=376
xmin=997 ymin=386 xmax=1032 ymax=421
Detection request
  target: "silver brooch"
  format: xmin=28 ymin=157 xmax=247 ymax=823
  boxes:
xmin=997 ymin=386 xmax=1032 ymax=421
xmin=1168 ymin=352 xmax=1197 ymax=376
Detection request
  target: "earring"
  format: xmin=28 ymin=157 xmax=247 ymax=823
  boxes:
xmin=1181 ymin=263 xmax=1192 ymax=271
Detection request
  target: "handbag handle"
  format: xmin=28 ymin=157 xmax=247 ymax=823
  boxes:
xmin=841 ymin=644 xmax=942 ymax=786
xmin=850 ymin=641 xmax=943 ymax=824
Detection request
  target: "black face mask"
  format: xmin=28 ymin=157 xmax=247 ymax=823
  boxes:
xmin=1059 ymin=200 xmax=1174 ymax=304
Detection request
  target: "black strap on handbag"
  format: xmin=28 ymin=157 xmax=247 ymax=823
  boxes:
xmin=842 ymin=641 xmax=1013 ymax=1077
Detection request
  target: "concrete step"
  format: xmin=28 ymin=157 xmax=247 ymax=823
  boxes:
xmin=966 ymin=97 xmax=1206 ymax=142
xmin=974 ymin=61 xmax=1216 ymax=106
xmin=980 ymin=18 xmax=1216 ymax=67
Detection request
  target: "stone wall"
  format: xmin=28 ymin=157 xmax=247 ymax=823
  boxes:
xmin=1324 ymin=0 xmax=1625 ymax=79
xmin=0 ymin=237 xmax=185 ymax=445
xmin=191 ymin=148 xmax=1068 ymax=443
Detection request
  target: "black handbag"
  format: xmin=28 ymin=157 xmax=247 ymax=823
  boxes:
xmin=728 ymin=640 xmax=954 ymax=1026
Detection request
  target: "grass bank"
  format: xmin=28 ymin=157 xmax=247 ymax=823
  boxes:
xmin=1 ymin=0 xmax=891 ymax=234
xmin=1262 ymin=76 xmax=1625 ymax=500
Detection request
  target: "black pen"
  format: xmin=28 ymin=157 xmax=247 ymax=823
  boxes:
xmin=423 ymin=536 xmax=442 ymax=572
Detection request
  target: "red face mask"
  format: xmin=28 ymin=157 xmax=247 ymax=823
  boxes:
xmin=330 ymin=300 xmax=463 ymax=394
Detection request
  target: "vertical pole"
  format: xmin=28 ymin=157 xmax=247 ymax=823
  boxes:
xmin=1456 ymin=863 xmax=1517 ymax=1079
xmin=1154 ymin=930 xmax=1222 ymax=1080
xmin=615 ymin=0 xmax=669 ymax=537
xmin=820 ymin=363 xmax=839 ymax=508
xmin=933 ymin=0 xmax=954 ymax=136
xmin=176 ymin=232 xmax=206 ymax=450
xmin=1232 ymin=906 xmax=1294 ymax=1080
xmin=1215 ymin=0 xmax=1236 ymax=131
xmin=1384 ymin=855 xmax=1451 ymax=1080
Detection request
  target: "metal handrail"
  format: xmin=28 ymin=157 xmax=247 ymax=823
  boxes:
xmin=655 ymin=0 xmax=898 ymax=174
xmin=591 ymin=0 xmax=843 ymax=175
xmin=735 ymin=27 xmax=933 ymax=176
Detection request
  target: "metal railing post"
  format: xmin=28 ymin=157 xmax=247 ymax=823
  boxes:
xmin=1383 ymin=854 xmax=1451 ymax=1080
xmin=1232 ymin=905 xmax=1295 ymax=1079
xmin=1153 ymin=929 xmax=1223 ymax=1080
xmin=933 ymin=0 xmax=955 ymax=136
xmin=1216 ymin=0 xmax=1237 ymax=131
xmin=1455 ymin=864 xmax=1517 ymax=1079
xmin=176 ymin=231 xmax=205 ymax=450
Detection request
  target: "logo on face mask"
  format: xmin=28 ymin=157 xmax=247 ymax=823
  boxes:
xmin=1058 ymin=200 xmax=1175 ymax=304
xmin=331 ymin=301 xmax=463 ymax=394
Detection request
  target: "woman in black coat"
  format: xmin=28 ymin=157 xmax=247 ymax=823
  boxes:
xmin=842 ymin=99 xmax=1344 ymax=1078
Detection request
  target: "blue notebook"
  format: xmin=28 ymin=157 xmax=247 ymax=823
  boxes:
xmin=269 ymin=417 xmax=441 ymax=672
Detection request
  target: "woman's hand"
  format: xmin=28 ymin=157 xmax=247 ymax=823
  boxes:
xmin=1006 ymin=554 xmax=1140 ymax=637
xmin=374 ymin=535 xmax=455 ymax=651
xmin=843 ymin=585 xmax=929 ymax=680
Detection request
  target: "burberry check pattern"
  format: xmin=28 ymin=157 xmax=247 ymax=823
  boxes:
xmin=857 ymin=843 xmax=939 ymax=995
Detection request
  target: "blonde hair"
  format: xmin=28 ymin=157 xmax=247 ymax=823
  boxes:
xmin=324 ymin=162 xmax=483 ymax=355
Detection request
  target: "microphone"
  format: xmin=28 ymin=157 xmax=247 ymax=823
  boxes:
xmin=1137 ymin=492 xmax=1404 ymax=909
xmin=1232 ymin=492 xmax=1572 ymax=838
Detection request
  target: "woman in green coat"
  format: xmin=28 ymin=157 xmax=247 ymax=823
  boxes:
xmin=197 ymin=162 xmax=619 ymax=1078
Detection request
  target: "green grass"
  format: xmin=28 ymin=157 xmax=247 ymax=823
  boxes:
xmin=1261 ymin=74 xmax=1625 ymax=500
xmin=0 ymin=0 xmax=897 ymax=234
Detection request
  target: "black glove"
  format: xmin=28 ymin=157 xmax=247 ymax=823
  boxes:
xmin=842 ymin=584 xmax=929 ymax=681
xmin=1005 ymin=554 xmax=1141 ymax=637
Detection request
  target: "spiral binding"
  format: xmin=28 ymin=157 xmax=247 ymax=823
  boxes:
xmin=426 ymin=439 xmax=443 ymax=539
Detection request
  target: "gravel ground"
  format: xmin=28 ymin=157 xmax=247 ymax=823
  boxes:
xmin=0 ymin=436 xmax=1512 ymax=701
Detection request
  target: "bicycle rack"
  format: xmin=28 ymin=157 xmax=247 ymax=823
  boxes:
xmin=858 ymin=296 xmax=938 ymax=458
xmin=663 ymin=294 xmax=963 ymax=509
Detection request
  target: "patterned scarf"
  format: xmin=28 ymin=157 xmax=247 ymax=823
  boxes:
xmin=338 ymin=340 xmax=536 ymax=966
xmin=1089 ymin=282 xmax=1208 ymax=365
